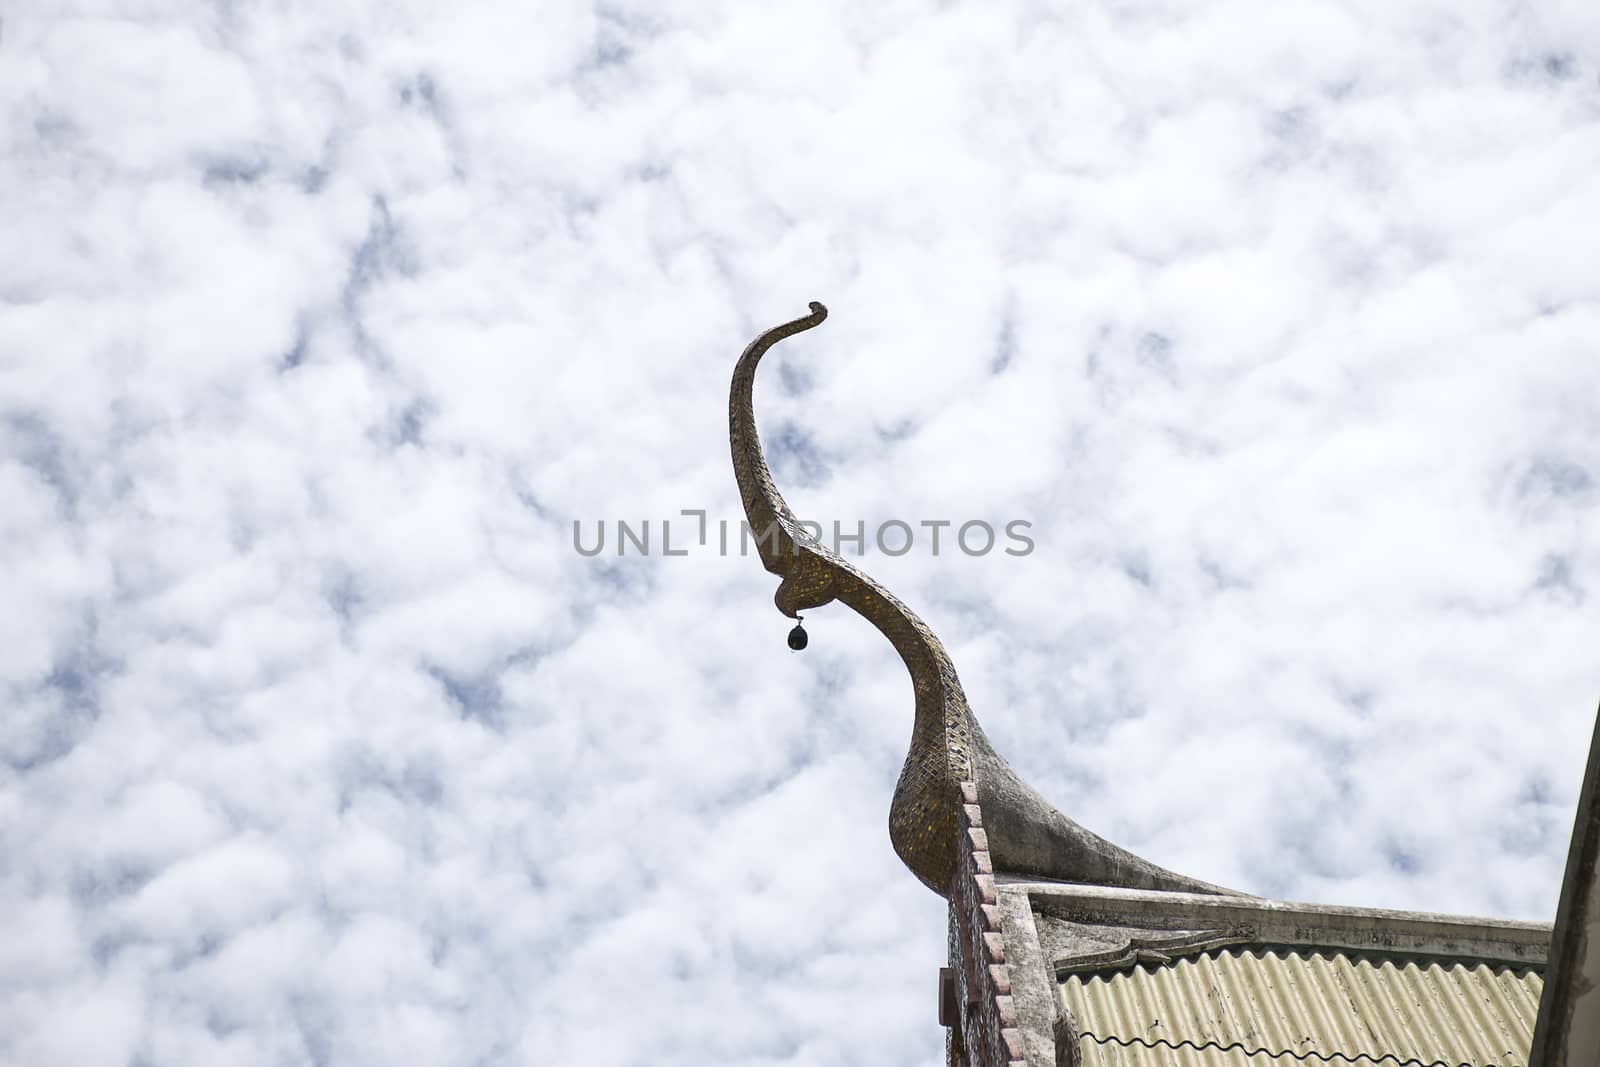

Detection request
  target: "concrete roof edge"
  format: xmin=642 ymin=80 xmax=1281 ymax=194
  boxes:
xmin=1004 ymin=880 xmax=1551 ymax=967
xmin=1527 ymin=700 xmax=1600 ymax=1067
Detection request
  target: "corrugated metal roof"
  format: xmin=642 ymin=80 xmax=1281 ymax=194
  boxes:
xmin=1060 ymin=949 xmax=1543 ymax=1067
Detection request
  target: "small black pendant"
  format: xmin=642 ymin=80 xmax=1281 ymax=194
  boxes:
xmin=787 ymin=617 xmax=808 ymax=651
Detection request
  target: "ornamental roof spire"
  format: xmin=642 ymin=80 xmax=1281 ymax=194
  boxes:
xmin=730 ymin=302 xmax=1244 ymax=898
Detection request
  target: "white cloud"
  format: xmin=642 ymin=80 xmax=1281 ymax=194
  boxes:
xmin=2 ymin=2 xmax=1598 ymax=1064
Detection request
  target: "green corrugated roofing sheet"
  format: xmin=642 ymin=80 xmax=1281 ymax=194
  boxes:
xmin=1060 ymin=949 xmax=1543 ymax=1067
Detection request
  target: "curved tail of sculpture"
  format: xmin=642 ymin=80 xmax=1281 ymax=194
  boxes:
xmin=730 ymin=303 xmax=1246 ymax=899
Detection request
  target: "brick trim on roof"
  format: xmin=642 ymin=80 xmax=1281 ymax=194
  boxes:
xmin=948 ymin=780 xmax=1026 ymax=1067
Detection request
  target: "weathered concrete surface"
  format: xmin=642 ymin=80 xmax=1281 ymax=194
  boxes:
xmin=1530 ymin=704 xmax=1600 ymax=1067
xmin=996 ymin=885 xmax=1056 ymax=1067
xmin=1007 ymin=879 xmax=1552 ymax=969
xmin=969 ymin=739 xmax=1244 ymax=898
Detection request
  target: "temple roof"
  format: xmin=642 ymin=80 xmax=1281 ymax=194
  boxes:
xmin=729 ymin=302 xmax=1598 ymax=1067
xmin=1015 ymin=879 xmax=1551 ymax=1067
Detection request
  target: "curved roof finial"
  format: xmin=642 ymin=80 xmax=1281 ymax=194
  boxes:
xmin=730 ymin=303 xmax=1244 ymax=898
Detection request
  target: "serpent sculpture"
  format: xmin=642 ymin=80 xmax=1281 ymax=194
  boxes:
xmin=730 ymin=302 xmax=1242 ymax=898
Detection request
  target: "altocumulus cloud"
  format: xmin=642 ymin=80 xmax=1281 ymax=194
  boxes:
xmin=2 ymin=2 xmax=1599 ymax=1065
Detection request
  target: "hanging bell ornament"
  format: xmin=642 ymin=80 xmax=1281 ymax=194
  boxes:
xmin=787 ymin=616 xmax=808 ymax=651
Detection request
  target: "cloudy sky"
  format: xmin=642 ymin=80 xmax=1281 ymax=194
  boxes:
xmin=4 ymin=3 xmax=1599 ymax=1065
